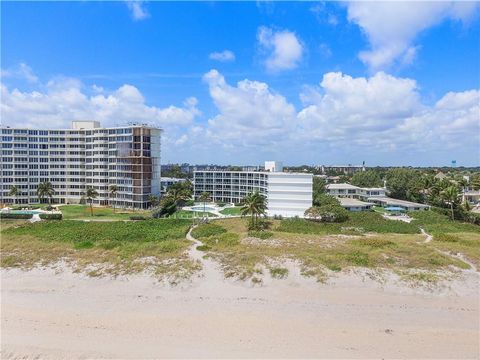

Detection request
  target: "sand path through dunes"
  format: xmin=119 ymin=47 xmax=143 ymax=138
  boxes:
xmin=1 ymin=230 xmax=479 ymax=359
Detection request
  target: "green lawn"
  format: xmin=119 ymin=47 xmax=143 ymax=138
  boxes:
xmin=1 ymin=219 xmax=199 ymax=280
xmin=219 ymin=206 xmax=243 ymax=216
xmin=60 ymin=205 xmax=149 ymax=221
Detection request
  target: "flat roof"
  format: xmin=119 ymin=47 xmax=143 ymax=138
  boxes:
xmin=368 ymin=196 xmax=429 ymax=208
xmin=339 ymin=198 xmax=373 ymax=207
xmin=326 ymin=183 xmax=360 ymax=190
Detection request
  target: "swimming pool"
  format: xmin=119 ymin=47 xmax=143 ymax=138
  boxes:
xmin=2 ymin=210 xmax=42 ymax=215
xmin=190 ymin=205 xmax=217 ymax=212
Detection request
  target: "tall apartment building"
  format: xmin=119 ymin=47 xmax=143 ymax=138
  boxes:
xmin=193 ymin=162 xmax=313 ymax=217
xmin=1 ymin=121 xmax=161 ymax=209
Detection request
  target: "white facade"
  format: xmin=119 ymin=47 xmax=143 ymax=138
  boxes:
xmin=264 ymin=161 xmax=283 ymax=173
xmin=326 ymin=183 xmax=386 ymax=200
xmin=1 ymin=122 xmax=162 ymax=209
xmin=326 ymin=183 xmax=429 ymax=211
xmin=193 ymin=170 xmax=312 ymax=217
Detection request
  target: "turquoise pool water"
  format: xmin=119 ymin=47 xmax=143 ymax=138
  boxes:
xmin=190 ymin=206 xmax=217 ymax=212
xmin=3 ymin=210 xmax=42 ymax=215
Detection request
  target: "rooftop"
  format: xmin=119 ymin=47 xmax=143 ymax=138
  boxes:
xmin=368 ymin=196 xmax=430 ymax=208
xmin=338 ymin=198 xmax=373 ymax=207
xmin=326 ymin=183 xmax=361 ymax=190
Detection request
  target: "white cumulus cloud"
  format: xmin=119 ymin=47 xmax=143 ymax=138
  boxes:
xmin=257 ymin=26 xmax=304 ymax=72
xmin=203 ymin=69 xmax=296 ymax=147
xmin=209 ymin=50 xmax=235 ymax=62
xmin=1 ymin=63 xmax=38 ymax=83
xmin=1 ymin=78 xmax=199 ymax=130
xmin=346 ymin=1 xmax=479 ymax=70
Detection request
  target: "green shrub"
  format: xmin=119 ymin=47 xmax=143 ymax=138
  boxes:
xmin=39 ymin=213 xmax=62 ymax=220
xmin=279 ymin=212 xmax=419 ymax=235
xmin=248 ymin=231 xmax=274 ymax=239
xmin=74 ymin=240 xmax=95 ymax=249
xmin=129 ymin=215 xmax=147 ymax=221
xmin=434 ymin=233 xmax=460 ymax=243
xmin=351 ymin=238 xmax=396 ymax=248
xmin=0 ymin=213 xmax=33 ymax=219
xmin=196 ymin=244 xmax=211 ymax=251
xmin=191 ymin=223 xmax=227 ymax=239
xmin=305 ymin=205 xmax=349 ymax=223
xmin=270 ymin=267 xmax=288 ymax=279
xmin=203 ymin=232 xmax=240 ymax=247
xmin=247 ymin=217 xmax=271 ymax=231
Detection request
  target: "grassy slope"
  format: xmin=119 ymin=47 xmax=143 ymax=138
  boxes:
xmin=192 ymin=213 xmax=478 ymax=282
xmin=219 ymin=206 xmax=243 ymax=216
xmin=60 ymin=205 xmax=149 ymax=221
xmin=1 ymin=219 xmax=198 ymax=280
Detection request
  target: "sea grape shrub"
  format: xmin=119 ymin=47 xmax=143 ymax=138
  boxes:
xmin=304 ymin=205 xmax=349 ymax=223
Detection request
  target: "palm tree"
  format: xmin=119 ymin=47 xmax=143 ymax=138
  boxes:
xmin=85 ymin=187 xmax=99 ymax=216
xmin=457 ymin=178 xmax=469 ymax=194
xmin=148 ymin=195 xmax=159 ymax=209
xmin=8 ymin=185 xmax=19 ymax=205
xmin=199 ymin=191 xmax=211 ymax=217
xmin=441 ymin=186 xmax=459 ymax=220
xmin=37 ymin=182 xmax=55 ymax=204
xmin=166 ymin=183 xmax=192 ymax=217
xmin=241 ymin=191 xmax=267 ymax=229
xmin=109 ymin=184 xmax=118 ymax=212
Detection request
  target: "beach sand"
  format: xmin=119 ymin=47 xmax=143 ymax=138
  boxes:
xmin=1 ymin=246 xmax=479 ymax=359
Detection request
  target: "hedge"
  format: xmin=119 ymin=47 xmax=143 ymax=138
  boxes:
xmin=129 ymin=215 xmax=147 ymax=221
xmin=0 ymin=213 xmax=33 ymax=219
xmin=39 ymin=213 xmax=63 ymax=220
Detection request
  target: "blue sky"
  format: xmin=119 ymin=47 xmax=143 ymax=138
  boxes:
xmin=1 ymin=1 xmax=479 ymax=166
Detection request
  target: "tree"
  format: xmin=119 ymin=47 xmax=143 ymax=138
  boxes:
xmin=312 ymin=177 xmax=326 ymax=205
xmin=241 ymin=191 xmax=267 ymax=230
xmin=152 ymin=197 xmax=178 ymax=218
xmin=37 ymin=182 xmax=55 ymax=204
xmin=441 ymin=186 xmax=459 ymax=220
xmin=457 ymin=178 xmax=469 ymax=194
xmin=167 ymin=181 xmax=192 ymax=206
xmin=85 ymin=187 xmax=98 ymax=217
xmin=471 ymin=175 xmax=480 ymax=190
xmin=304 ymin=205 xmax=349 ymax=223
xmin=8 ymin=185 xmax=19 ymax=205
xmin=350 ymin=170 xmax=383 ymax=188
xmin=162 ymin=164 xmax=186 ymax=179
xmin=385 ymin=168 xmax=422 ymax=201
xmin=148 ymin=195 xmax=159 ymax=208
xmin=313 ymin=193 xmax=341 ymax=207
xmin=109 ymin=184 xmax=118 ymax=212
xmin=199 ymin=191 xmax=211 ymax=217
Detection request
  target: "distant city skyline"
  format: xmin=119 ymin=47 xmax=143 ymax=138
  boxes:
xmin=1 ymin=1 xmax=479 ymax=166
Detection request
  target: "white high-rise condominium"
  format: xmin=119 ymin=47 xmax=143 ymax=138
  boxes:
xmin=0 ymin=121 xmax=162 ymax=209
xmin=194 ymin=161 xmax=313 ymax=217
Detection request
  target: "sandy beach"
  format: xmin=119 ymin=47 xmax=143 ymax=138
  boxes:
xmin=2 ymin=242 xmax=479 ymax=360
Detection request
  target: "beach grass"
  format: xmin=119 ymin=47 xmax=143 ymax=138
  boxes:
xmin=1 ymin=219 xmax=199 ymax=280
xmin=192 ymin=215 xmax=476 ymax=282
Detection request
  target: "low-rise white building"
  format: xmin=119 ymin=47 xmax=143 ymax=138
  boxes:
xmin=338 ymin=198 xmax=374 ymax=212
xmin=193 ymin=161 xmax=312 ymax=217
xmin=326 ymin=183 xmax=429 ymax=211
xmin=326 ymin=183 xmax=386 ymax=200
xmin=160 ymin=177 xmax=187 ymax=195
